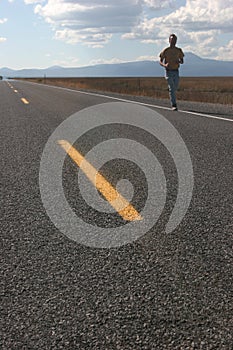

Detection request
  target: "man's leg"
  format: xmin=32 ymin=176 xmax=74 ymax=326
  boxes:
xmin=165 ymin=71 xmax=177 ymax=107
xmin=173 ymin=71 xmax=180 ymax=107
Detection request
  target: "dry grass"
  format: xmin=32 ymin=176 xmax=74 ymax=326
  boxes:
xmin=17 ymin=77 xmax=233 ymax=105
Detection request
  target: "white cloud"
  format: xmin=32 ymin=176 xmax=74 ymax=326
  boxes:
xmin=89 ymin=57 xmax=126 ymax=65
xmin=142 ymin=0 xmax=177 ymax=10
xmin=136 ymin=55 xmax=156 ymax=61
xmin=123 ymin=0 xmax=233 ymax=59
xmin=55 ymin=28 xmax=112 ymax=47
xmin=216 ymin=40 xmax=233 ymax=61
xmin=123 ymin=0 xmax=233 ymax=39
xmin=24 ymin=0 xmax=45 ymax=4
xmin=163 ymin=0 xmax=233 ymax=32
xmin=52 ymin=58 xmax=80 ymax=66
xmin=25 ymin=0 xmax=233 ymax=59
xmin=0 ymin=18 xmax=8 ymax=24
xmin=33 ymin=0 xmax=142 ymax=46
xmin=88 ymin=55 xmax=156 ymax=66
xmin=0 ymin=18 xmax=7 ymax=43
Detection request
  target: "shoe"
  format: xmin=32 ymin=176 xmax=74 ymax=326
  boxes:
xmin=172 ymin=105 xmax=177 ymax=111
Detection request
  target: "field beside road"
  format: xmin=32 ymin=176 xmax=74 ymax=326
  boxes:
xmin=16 ymin=76 xmax=233 ymax=105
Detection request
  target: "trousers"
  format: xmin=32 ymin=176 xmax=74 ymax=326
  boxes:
xmin=165 ymin=69 xmax=179 ymax=106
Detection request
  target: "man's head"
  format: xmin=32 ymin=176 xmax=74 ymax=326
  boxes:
xmin=169 ymin=34 xmax=177 ymax=47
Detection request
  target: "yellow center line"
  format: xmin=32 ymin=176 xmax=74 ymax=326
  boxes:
xmin=21 ymin=98 xmax=29 ymax=104
xmin=58 ymin=140 xmax=142 ymax=222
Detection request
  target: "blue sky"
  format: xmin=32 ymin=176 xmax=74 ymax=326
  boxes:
xmin=0 ymin=0 xmax=232 ymax=69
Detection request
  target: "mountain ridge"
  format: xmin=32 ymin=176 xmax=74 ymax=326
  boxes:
xmin=1 ymin=53 xmax=232 ymax=77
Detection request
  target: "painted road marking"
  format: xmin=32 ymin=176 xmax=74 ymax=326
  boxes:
xmin=6 ymin=82 xmax=29 ymax=104
xmin=21 ymin=98 xmax=29 ymax=104
xmin=58 ymin=139 xmax=142 ymax=222
xmin=14 ymin=81 xmax=233 ymax=122
xmin=71 ymin=90 xmax=233 ymax=123
xmin=30 ymin=82 xmax=232 ymax=123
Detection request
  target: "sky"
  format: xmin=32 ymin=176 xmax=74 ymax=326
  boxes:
xmin=0 ymin=0 xmax=233 ymax=69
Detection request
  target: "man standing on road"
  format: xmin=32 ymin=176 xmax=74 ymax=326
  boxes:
xmin=159 ymin=34 xmax=184 ymax=111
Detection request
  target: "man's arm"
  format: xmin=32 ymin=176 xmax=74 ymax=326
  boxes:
xmin=179 ymin=57 xmax=184 ymax=64
xmin=179 ymin=49 xmax=184 ymax=64
xmin=159 ymin=55 xmax=169 ymax=68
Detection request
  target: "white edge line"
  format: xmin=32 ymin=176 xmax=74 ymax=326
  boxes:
xmin=18 ymin=81 xmax=233 ymax=123
xmin=178 ymin=109 xmax=233 ymax=122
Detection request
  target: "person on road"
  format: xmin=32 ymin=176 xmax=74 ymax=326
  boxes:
xmin=159 ymin=34 xmax=184 ymax=111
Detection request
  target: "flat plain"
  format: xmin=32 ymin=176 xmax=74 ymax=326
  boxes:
xmin=17 ymin=76 xmax=233 ymax=105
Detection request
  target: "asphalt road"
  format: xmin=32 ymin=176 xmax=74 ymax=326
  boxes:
xmin=1 ymin=80 xmax=233 ymax=349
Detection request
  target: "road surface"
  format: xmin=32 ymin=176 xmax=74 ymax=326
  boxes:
xmin=1 ymin=80 xmax=232 ymax=349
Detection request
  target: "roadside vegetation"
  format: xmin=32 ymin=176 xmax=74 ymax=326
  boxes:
xmin=16 ymin=77 xmax=233 ymax=105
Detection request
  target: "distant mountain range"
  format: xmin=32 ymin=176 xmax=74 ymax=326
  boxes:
xmin=1 ymin=53 xmax=232 ymax=78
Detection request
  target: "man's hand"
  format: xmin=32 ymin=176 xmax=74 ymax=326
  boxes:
xmin=160 ymin=61 xmax=169 ymax=68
